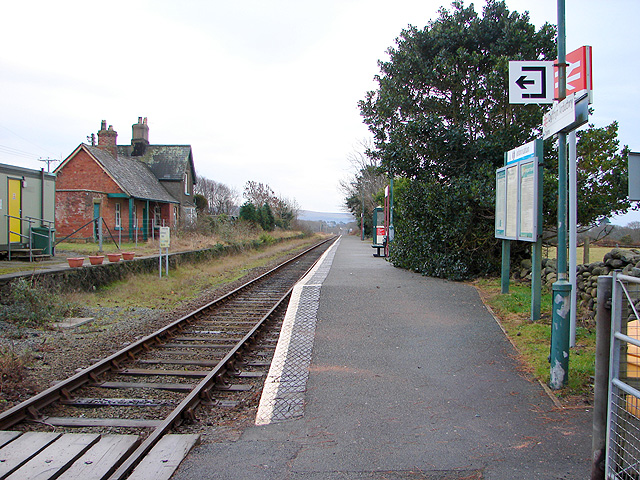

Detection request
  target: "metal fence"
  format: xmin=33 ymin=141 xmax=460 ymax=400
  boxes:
xmin=606 ymin=271 xmax=640 ymax=479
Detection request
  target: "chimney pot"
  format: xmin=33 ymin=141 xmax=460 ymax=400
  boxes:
xmin=97 ymin=120 xmax=118 ymax=158
xmin=131 ymin=117 xmax=150 ymax=156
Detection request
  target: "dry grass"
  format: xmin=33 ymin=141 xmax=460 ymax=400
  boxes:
xmin=474 ymin=278 xmax=595 ymax=402
xmin=56 ymin=228 xmax=301 ymax=257
xmin=0 ymin=230 xmax=322 ymax=402
xmin=0 ymin=346 xmax=35 ymax=404
xmin=68 ymin=235 xmax=323 ymax=310
xmin=542 ymin=245 xmax=627 ymax=264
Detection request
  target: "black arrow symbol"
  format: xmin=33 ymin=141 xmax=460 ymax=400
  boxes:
xmin=516 ymin=75 xmax=535 ymax=90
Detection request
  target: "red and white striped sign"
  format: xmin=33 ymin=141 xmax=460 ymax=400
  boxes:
xmin=554 ymin=46 xmax=593 ymax=102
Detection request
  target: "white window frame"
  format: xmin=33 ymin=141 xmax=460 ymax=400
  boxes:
xmin=185 ymin=206 xmax=197 ymax=224
xmin=184 ymin=172 xmax=189 ymax=195
xmin=132 ymin=204 xmax=138 ymax=230
xmin=154 ymin=205 xmax=161 ymax=227
xmin=115 ymin=203 xmax=121 ymax=229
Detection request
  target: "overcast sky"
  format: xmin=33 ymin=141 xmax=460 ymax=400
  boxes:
xmin=0 ymin=0 xmax=638 ymax=220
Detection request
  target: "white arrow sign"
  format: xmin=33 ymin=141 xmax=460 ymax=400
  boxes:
xmin=509 ymin=61 xmax=555 ymax=104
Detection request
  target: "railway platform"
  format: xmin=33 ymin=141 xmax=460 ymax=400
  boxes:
xmin=174 ymin=234 xmax=592 ymax=479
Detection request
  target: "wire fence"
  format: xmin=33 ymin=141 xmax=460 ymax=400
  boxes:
xmin=607 ymin=272 xmax=640 ymax=479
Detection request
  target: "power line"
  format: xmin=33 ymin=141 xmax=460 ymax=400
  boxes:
xmin=0 ymin=123 xmax=58 ymax=157
xmin=39 ymin=157 xmax=60 ymax=173
xmin=0 ymin=144 xmax=38 ymax=160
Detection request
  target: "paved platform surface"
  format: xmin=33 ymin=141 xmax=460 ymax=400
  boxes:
xmin=174 ymin=235 xmax=592 ymax=479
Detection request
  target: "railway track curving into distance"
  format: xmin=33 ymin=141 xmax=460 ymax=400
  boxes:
xmin=0 ymin=236 xmax=337 ymax=479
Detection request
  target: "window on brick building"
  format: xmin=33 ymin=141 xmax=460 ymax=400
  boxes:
xmin=132 ymin=204 xmax=137 ymax=230
xmin=185 ymin=207 xmax=196 ymax=225
xmin=154 ymin=205 xmax=161 ymax=227
xmin=115 ymin=203 xmax=121 ymax=229
xmin=184 ymin=173 xmax=189 ymax=195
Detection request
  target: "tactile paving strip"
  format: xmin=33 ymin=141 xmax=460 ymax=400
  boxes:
xmin=255 ymin=238 xmax=340 ymax=425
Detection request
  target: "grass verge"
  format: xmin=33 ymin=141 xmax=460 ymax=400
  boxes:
xmin=473 ymin=278 xmax=595 ymax=404
xmin=67 ymin=235 xmax=322 ymax=310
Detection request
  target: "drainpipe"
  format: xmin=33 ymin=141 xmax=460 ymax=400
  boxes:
xmin=40 ymin=169 xmax=45 ymax=226
xmin=129 ymin=198 xmax=134 ymax=241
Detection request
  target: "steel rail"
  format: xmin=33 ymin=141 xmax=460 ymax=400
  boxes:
xmin=108 ymin=281 xmax=293 ymax=480
xmin=111 ymin=235 xmax=337 ymax=479
xmin=0 ymin=236 xmax=335 ymax=431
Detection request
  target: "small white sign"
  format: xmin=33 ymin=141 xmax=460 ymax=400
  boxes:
xmin=509 ymin=61 xmax=555 ymax=104
xmin=159 ymin=227 xmax=170 ymax=248
xmin=542 ymin=93 xmax=576 ymax=139
xmin=506 ymin=140 xmax=537 ymax=165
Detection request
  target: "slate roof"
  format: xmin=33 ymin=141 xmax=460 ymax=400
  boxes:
xmin=117 ymin=145 xmax=196 ymax=183
xmin=84 ymin=145 xmax=178 ymax=203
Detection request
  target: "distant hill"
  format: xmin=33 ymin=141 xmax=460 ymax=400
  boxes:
xmin=299 ymin=210 xmax=355 ymax=224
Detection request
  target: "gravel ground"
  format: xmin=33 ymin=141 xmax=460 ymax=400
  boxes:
xmin=0 ymin=249 xmax=296 ymax=412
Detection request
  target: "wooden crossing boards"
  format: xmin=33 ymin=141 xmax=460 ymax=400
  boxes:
xmin=0 ymin=431 xmax=199 ymax=479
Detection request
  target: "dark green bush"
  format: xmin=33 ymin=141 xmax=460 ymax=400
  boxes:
xmin=390 ymin=172 xmax=502 ymax=280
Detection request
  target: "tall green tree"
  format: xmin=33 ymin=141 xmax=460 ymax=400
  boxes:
xmin=243 ymin=181 xmax=299 ymax=230
xmin=360 ymin=1 xmax=556 ymax=180
xmin=360 ymin=0 xmax=556 ymax=279
xmin=541 ymin=121 xmax=631 ymax=233
xmin=259 ymin=203 xmax=276 ymax=231
xmin=239 ymin=202 xmax=258 ymax=224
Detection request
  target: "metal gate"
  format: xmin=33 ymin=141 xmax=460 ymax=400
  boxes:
xmin=606 ymin=271 xmax=640 ymax=478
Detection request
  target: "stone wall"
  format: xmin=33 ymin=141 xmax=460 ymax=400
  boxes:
xmin=514 ymin=248 xmax=640 ymax=318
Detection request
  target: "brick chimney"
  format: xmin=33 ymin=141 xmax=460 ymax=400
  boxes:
xmin=131 ymin=117 xmax=149 ymax=156
xmin=97 ymin=120 xmax=118 ymax=158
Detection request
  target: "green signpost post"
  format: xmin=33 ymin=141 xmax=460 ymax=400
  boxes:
xmin=503 ymin=0 xmax=591 ymax=389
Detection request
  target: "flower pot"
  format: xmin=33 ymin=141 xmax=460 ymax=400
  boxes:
xmin=107 ymin=253 xmax=121 ymax=263
xmin=89 ymin=255 xmax=104 ymax=265
xmin=122 ymin=252 xmax=135 ymax=261
xmin=67 ymin=257 xmax=84 ymax=268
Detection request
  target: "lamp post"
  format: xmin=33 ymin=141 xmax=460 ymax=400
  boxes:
xmin=549 ymin=0 xmax=571 ymax=390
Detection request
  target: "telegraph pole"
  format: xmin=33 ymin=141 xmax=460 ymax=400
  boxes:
xmin=38 ymin=157 xmax=59 ymax=173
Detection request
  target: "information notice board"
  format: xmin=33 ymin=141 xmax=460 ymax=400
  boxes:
xmin=495 ymin=139 xmax=541 ymax=242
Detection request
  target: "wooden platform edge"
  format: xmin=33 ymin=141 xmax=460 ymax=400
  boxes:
xmin=127 ymin=434 xmax=201 ymax=480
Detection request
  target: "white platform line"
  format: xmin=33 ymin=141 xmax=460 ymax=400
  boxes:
xmin=255 ymin=238 xmax=340 ymax=425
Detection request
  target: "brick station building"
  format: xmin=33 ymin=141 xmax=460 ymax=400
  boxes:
xmin=54 ymin=118 xmax=197 ymax=242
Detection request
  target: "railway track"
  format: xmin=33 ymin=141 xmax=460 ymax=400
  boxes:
xmin=0 ymin=236 xmax=337 ymax=479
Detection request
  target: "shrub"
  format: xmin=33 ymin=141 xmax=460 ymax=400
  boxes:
xmin=0 ymin=346 xmax=33 ymax=402
xmin=259 ymin=233 xmax=276 ymax=246
xmin=390 ymin=173 xmax=502 ymax=281
xmin=0 ymin=277 xmax=77 ymax=326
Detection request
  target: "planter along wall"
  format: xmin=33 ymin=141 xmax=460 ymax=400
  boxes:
xmin=0 ymin=234 xmax=307 ymax=298
xmin=514 ymin=248 xmax=640 ymax=319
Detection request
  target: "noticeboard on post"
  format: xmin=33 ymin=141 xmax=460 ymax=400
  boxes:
xmin=159 ymin=227 xmax=170 ymax=248
xmin=495 ymin=139 xmax=541 ymax=242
